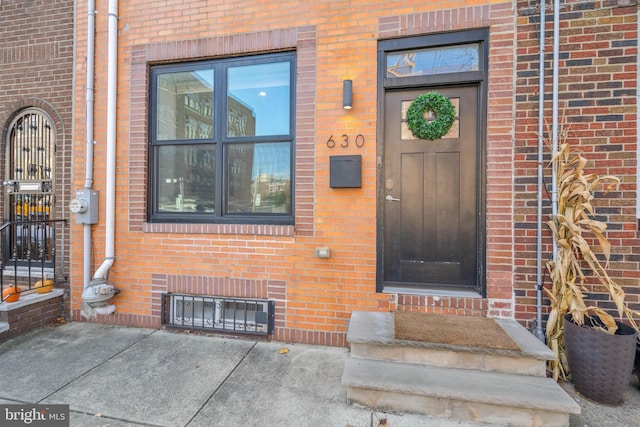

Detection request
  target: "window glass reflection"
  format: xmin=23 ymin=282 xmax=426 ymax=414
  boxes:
xmin=156 ymin=70 xmax=214 ymax=140
xmin=387 ymin=43 xmax=479 ymax=78
xmin=157 ymin=144 xmax=216 ymax=213
xmin=227 ymin=142 xmax=291 ymax=214
xmin=227 ymin=62 xmax=290 ymax=137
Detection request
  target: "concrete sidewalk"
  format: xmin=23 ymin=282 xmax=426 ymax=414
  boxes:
xmin=0 ymin=322 xmax=639 ymax=427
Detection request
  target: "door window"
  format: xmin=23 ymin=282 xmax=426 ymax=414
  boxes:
xmin=386 ymin=43 xmax=480 ymax=78
xmin=4 ymin=108 xmax=56 ymax=263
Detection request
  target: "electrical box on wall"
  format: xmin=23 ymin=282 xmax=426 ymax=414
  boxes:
xmin=329 ymin=155 xmax=362 ymax=188
xmin=70 ymin=190 xmax=98 ymax=224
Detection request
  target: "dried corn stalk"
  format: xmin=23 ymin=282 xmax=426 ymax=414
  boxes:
xmin=545 ymin=142 xmax=640 ymax=381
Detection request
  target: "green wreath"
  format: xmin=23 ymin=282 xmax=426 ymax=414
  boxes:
xmin=406 ymin=92 xmax=456 ymax=140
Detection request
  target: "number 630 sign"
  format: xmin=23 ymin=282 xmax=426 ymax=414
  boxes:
xmin=326 ymin=134 xmax=365 ymax=148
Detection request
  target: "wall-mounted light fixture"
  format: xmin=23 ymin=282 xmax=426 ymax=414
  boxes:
xmin=315 ymin=247 xmax=331 ymax=259
xmin=343 ymin=79 xmax=353 ymax=110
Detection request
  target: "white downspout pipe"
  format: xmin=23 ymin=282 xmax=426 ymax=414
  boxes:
xmin=82 ymin=0 xmax=118 ymax=316
xmin=83 ymin=0 xmax=96 ymax=291
xmin=535 ymin=0 xmax=546 ymax=342
xmin=94 ymin=0 xmax=118 ymax=281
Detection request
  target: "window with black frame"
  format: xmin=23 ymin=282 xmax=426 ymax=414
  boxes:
xmin=149 ymin=52 xmax=295 ymax=224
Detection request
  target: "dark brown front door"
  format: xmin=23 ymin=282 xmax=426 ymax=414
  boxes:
xmin=382 ymin=85 xmax=479 ymax=292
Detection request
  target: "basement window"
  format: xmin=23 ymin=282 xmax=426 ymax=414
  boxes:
xmin=162 ymin=293 xmax=275 ymax=335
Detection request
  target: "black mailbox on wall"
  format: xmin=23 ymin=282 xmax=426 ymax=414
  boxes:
xmin=330 ymin=155 xmax=362 ymax=188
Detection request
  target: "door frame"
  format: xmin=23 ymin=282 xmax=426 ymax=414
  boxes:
xmin=376 ymin=28 xmax=489 ymax=296
xmin=3 ymin=108 xmax=57 ymax=266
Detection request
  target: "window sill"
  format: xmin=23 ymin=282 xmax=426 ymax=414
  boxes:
xmin=142 ymin=222 xmax=295 ymax=236
xmin=382 ymin=285 xmax=482 ymax=299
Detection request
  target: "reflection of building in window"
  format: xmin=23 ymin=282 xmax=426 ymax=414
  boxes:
xmin=157 ymin=145 xmax=216 ymax=213
xmin=156 ymin=79 xmax=257 ymax=213
xmin=228 ymin=95 xmax=256 ymax=137
xmin=387 ymin=53 xmax=416 ymax=77
xmin=228 ymin=144 xmax=255 ymax=212
xmin=156 ymin=72 xmax=213 ymax=141
xmin=150 ymin=54 xmax=294 ymax=222
xmin=387 ymin=44 xmax=479 ymax=78
xmin=227 ymin=142 xmax=291 ymax=214
xmin=227 ymin=97 xmax=257 ymax=211
xmin=252 ymin=174 xmax=291 ymax=213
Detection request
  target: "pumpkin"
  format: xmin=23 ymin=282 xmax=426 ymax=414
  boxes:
xmin=2 ymin=285 xmax=21 ymax=303
xmin=34 ymin=279 xmax=54 ymax=294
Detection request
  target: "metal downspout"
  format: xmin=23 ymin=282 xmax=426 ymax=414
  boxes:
xmin=83 ymin=0 xmax=96 ymax=292
xmin=93 ymin=0 xmax=118 ymax=281
xmin=81 ymin=0 xmax=118 ymax=317
xmin=535 ymin=0 xmax=546 ymax=342
xmin=552 ymin=0 xmax=560 ymax=237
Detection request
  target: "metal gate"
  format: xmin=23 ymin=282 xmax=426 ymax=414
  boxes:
xmin=3 ymin=108 xmax=56 ymax=264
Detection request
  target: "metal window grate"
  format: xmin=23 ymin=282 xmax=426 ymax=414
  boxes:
xmin=162 ymin=293 xmax=275 ymax=335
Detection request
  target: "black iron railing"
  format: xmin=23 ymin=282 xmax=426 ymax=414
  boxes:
xmin=0 ymin=219 xmax=67 ymax=302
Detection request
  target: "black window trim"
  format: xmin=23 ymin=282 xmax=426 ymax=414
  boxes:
xmin=148 ymin=51 xmax=296 ymax=226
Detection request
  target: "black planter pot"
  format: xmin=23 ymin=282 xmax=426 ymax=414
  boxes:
xmin=635 ymin=344 xmax=640 ymax=380
xmin=564 ymin=314 xmax=637 ymax=405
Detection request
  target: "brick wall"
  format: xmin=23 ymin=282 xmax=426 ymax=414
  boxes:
xmin=514 ymin=1 xmax=639 ymax=329
xmin=0 ymin=296 xmax=65 ymax=343
xmin=72 ymin=1 xmax=517 ymax=346
xmin=0 ymin=1 xmax=74 ymax=318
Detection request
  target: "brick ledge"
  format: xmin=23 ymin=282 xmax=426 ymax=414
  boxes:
xmin=0 ymin=289 xmax=64 ymax=312
xmin=142 ymin=222 xmax=295 ymax=236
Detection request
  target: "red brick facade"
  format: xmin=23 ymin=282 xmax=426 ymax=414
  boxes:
xmin=0 ymin=0 xmax=75 ymax=224
xmin=514 ymin=1 xmax=639 ymax=328
xmin=0 ymin=0 xmax=74 ymax=332
xmin=58 ymin=0 xmax=639 ymax=346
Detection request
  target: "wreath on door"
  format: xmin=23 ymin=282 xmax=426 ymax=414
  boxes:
xmin=406 ymin=92 xmax=456 ymax=140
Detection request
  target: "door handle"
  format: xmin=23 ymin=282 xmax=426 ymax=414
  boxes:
xmin=385 ymin=195 xmax=400 ymax=202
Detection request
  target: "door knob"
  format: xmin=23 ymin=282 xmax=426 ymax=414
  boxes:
xmin=385 ymin=195 xmax=400 ymax=202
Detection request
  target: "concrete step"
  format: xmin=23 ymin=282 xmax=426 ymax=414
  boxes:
xmin=347 ymin=311 xmax=553 ymax=377
xmin=343 ymin=357 xmax=580 ymax=427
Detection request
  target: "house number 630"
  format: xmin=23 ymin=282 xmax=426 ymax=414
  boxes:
xmin=326 ymin=134 xmax=365 ymax=148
